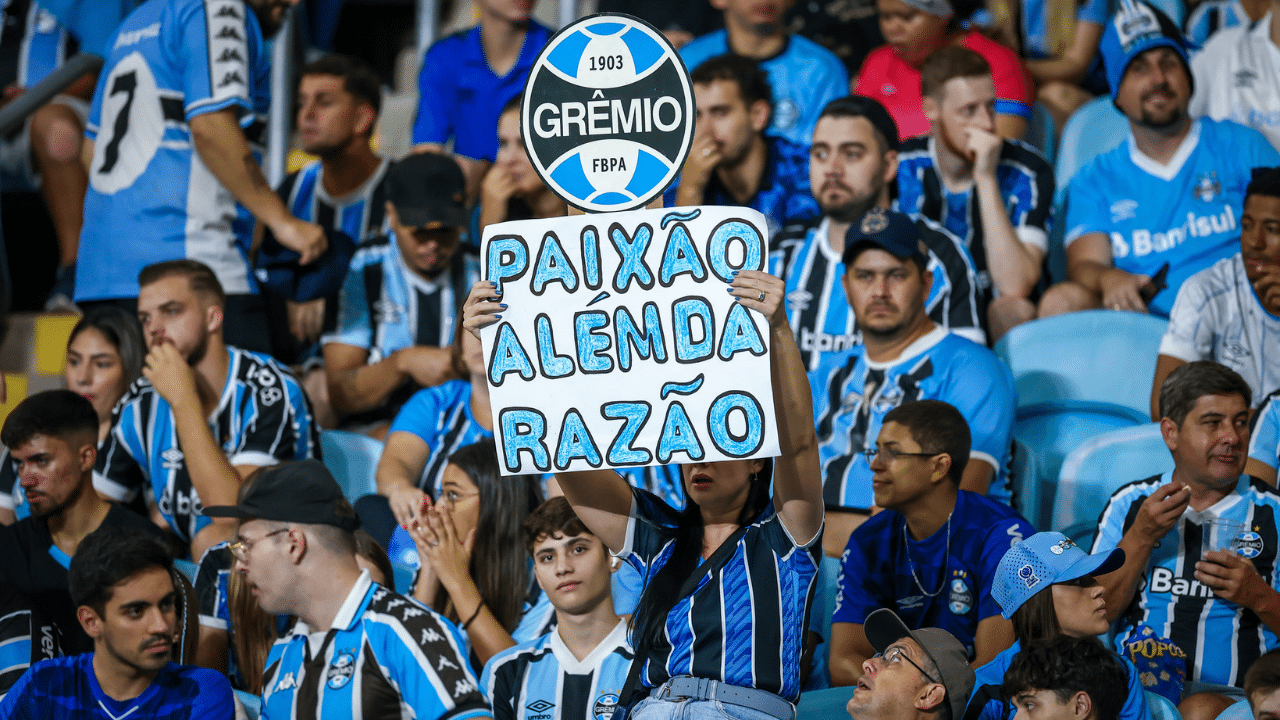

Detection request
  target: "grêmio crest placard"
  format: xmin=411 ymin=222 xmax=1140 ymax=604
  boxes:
xmin=520 ymin=13 xmax=694 ymax=213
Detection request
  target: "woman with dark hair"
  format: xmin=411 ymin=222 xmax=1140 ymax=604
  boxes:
xmin=461 ymin=269 xmax=825 ymax=719
xmin=965 ymin=531 xmax=1152 ymax=720
xmin=475 ymin=96 xmax=567 ymax=237
xmin=0 ymin=305 xmax=146 ymax=524
xmin=408 ymin=439 xmax=549 ymax=666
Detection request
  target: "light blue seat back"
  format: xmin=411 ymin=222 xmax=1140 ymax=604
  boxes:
xmin=392 ymin=562 xmax=416 ymax=595
xmin=1026 ymin=101 xmax=1057 ymax=166
xmin=1010 ymin=436 xmax=1051 ymax=531
xmin=797 ymin=685 xmax=856 ymax=720
xmin=320 ymin=429 xmax=383 ymax=503
xmin=995 ymin=311 xmax=1168 ymax=499
xmin=1216 ymin=699 xmax=1254 ymax=720
xmin=1046 ymin=97 xmax=1129 ymax=283
xmin=236 ymin=689 xmax=262 ymax=720
xmin=1055 ymin=423 xmax=1174 ymax=538
xmin=804 ymin=554 xmax=843 ymax=690
xmin=1146 ymin=690 xmax=1184 ymax=720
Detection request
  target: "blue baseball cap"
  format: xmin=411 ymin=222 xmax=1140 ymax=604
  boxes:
xmin=1099 ymin=0 xmax=1196 ymax=102
xmin=992 ymin=532 xmax=1125 ymax=619
xmin=256 ymin=227 xmax=357 ymax=302
xmin=841 ymin=208 xmax=928 ymax=267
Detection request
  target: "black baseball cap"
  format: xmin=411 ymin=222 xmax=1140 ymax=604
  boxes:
xmin=865 ymin=608 xmax=976 ymax=720
xmin=204 ymin=460 xmax=360 ymax=531
xmin=842 ymin=208 xmax=929 ymax=267
xmin=385 ymin=153 xmax=468 ymax=229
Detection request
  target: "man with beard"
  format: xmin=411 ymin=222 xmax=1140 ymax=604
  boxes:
xmin=0 ymin=392 xmax=165 ymax=697
xmin=898 ymin=47 xmax=1055 ymax=341
xmin=1040 ymin=0 xmax=1280 ymax=319
xmin=808 ymin=209 xmax=1015 ymax=555
xmin=322 ymin=153 xmax=478 ymax=436
xmin=770 ymin=95 xmax=983 ymax=380
xmin=95 ymin=260 xmax=319 ymax=560
xmin=76 ymin=0 xmax=327 ymax=354
xmin=271 ymin=54 xmax=391 ymax=423
xmin=0 ymin=526 xmax=233 ymax=718
xmin=666 ymin=55 xmax=819 ymax=236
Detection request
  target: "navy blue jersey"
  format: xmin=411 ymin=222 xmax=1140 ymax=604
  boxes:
xmin=1092 ymin=473 xmax=1280 ymax=685
xmin=809 ymin=327 xmax=1016 ymax=509
xmin=78 ymin=0 xmax=271 ymax=302
xmin=412 ymin=22 xmax=550 ymax=162
xmin=1065 ymin=118 xmax=1280 ymax=316
xmin=967 ymin=640 xmax=1152 ymax=720
xmin=621 ymin=488 xmax=820 ymax=702
xmin=260 ymin=572 xmax=489 ymax=720
xmin=896 ymin=136 xmax=1054 ymax=293
xmin=0 ymin=654 xmax=234 ymax=719
xmin=278 ymin=158 xmax=391 ymax=242
xmin=481 ymin=620 xmax=632 ymax=720
xmin=680 ymin=30 xmax=848 ymax=145
xmin=663 ymin=135 xmax=820 ymax=236
xmin=93 ymin=347 xmax=320 ymax=544
xmin=833 ymin=491 xmax=1032 ymax=658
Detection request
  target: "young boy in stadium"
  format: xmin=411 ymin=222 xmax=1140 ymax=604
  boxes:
xmin=482 ymin=497 xmax=632 ymax=720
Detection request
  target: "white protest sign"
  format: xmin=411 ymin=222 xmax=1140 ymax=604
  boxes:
xmin=479 ymin=205 xmax=779 ymax=476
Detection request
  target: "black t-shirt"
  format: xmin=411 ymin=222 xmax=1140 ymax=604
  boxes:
xmin=3 ymin=504 xmax=165 ymax=656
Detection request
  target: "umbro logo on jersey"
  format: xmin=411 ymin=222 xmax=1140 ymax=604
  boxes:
xmin=1235 ymin=69 xmax=1258 ymax=88
xmin=216 ymin=5 xmax=243 ymax=19
xmin=161 ymin=448 xmax=184 ymax=470
xmin=219 ymin=71 xmax=246 ymax=87
xmin=527 ymin=700 xmax=556 ymax=713
xmin=1110 ymin=199 xmax=1138 ymax=223
xmin=373 ymin=300 xmax=405 ymax=325
xmin=217 ymin=48 xmax=245 ymax=63
xmin=216 ymin=26 xmax=243 ymax=41
xmin=786 ymin=289 xmax=812 ymax=311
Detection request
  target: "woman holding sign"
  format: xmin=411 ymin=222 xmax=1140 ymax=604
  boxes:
xmin=462 ymin=270 xmax=824 ymax=720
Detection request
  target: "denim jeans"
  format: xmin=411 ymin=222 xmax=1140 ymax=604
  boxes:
xmin=630 ymin=696 xmax=789 ymax=720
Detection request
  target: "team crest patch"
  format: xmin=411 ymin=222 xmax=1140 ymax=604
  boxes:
xmin=326 ymin=650 xmax=356 ymax=689
xmin=1193 ymin=172 xmax=1221 ymax=202
xmin=1018 ymin=563 xmax=1039 ymax=588
xmin=948 ymin=577 xmax=973 ymax=615
xmin=1238 ymin=531 xmax=1264 ymax=559
xmin=860 ymin=209 xmax=889 ymax=234
xmin=1049 ymin=539 xmax=1075 ymax=555
xmin=594 ymin=692 xmax=620 ymax=719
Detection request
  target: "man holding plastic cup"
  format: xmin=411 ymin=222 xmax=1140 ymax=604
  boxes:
xmin=1093 ymin=360 xmax=1280 ymax=719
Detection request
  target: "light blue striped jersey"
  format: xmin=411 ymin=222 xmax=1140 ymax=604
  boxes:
xmin=0 ymin=0 xmax=78 ymax=90
xmin=621 ymin=488 xmax=821 ymax=702
xmin=1092 ymin=472 xmax=1280 ymax=685
xmin=77 ymin=0 xmax=270 ymax=302
xmin=93 ymin=347 xmax=320 ymax=545
xmin=1064 ymin=118 xmax=1280 ymax=317
xmin=808 ymin=327 xmax=1016 ymax=509
xmin=1251 ymin=390 xmax=1280 ymax=472
xmin=260 ymin=572 xmax=490 ymax=720
xmin=482 ymin=620 xmax=632 ymax=720
xmin=1184 ymin=0 xmax=1248 ymax=43
xmin=278 ymin=158 xmax=391 ymax=241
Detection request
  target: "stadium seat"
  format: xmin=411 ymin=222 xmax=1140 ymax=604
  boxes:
xmin=1026 ymin=102 xmax=1057 ymax=167
xmin=320 ymin=429 xmax=383 ymax=504
xmin=807 ymin=554 xmax=842 ymax=690
xmin=236 ymin=689 xmax=263 ymax=720
xmin=995 ymin=311 xmax=1168 ymax=516
xmin=1009 ymin=436 xmax=1050 ymax=531
xmin=1216 ymin=699 xmax=1253 ymax=720
xmin=1045 ymin=97 xmax=1129 ymax=283
xmin=797 ymin=685 xmax=856 ymax=719
xmin=1147 ymin=690 xmax=1184 ymax=720
xmin=1054 ymin=423 xmax=1173 ymax=540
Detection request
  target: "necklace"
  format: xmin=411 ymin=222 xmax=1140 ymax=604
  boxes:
xmin=902 ymin=512 xmax=952 ymax=598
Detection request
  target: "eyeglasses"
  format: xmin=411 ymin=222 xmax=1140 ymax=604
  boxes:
xmin=229 ymin=528 xmax=288 ymax=563
xmin=862 ymin=446 xmax=940 ymax=464
xmin=873 ymin=646 xmax=940 ymax=685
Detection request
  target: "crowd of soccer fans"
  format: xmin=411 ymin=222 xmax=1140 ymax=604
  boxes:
xmin=1 ymin=0 xmax=1280 ymax=718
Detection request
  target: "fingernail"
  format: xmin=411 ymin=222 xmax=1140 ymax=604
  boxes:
xmin=499 ymin=303 xmax=508 ymax=309
xmin=487 ymin=280 xmax=497 ymax=287
xmin=731 ymin=270 xmax=740 ymax=277
xmin=494 ymin=314 xmax=502 ymax=319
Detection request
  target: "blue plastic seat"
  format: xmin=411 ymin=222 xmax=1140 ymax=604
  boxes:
xmin=806 ymin=554 xmax=843 ymax=690
xmin=1147 ymin=690 xmax=1184 ymax=720
xmin=797 ymin=685 xmax=856 ymax=720
xmin=995 ymin=311 xmax=1168 ymax=513
xmin=320 ymin=429 xmax=383 ymax=503
xmin=1045 ymin=97 xmax=1129 ymax=283
xmin=1009 ymin=436 xmax=1051 ymax=530
xmin=1216 ymin=699 xmax=1254 ymax=720
xmin=392 ymin=561 xmax=416 ymax=595
xmin=1026 ymin=101 xmax=1057 ymax=166
xmin=236 ymin=689 xmax=262 ymax=720
xmin=1055 ymin=423 xmax=1174 ymax=538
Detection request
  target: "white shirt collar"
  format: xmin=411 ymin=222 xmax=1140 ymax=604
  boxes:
xmin=1128 ymin=118 xmax=1202 ymax=182
xmin=550 ymin=619 xmax=630 ymax=673
xmin=291 ymin=569 xmax=373 ymax=637
xmin=865 ymin=325 xmax=949 ymax=370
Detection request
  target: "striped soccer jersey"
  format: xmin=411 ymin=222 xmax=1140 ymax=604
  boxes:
xmin=1251 ymin=390 xmax=1280 ymax=473
xmin=93 ymin=346 xmax=320 ymax=544
xmin=261 ymin=572 xmax=489 ymax=720
xmin=278 ymin=158 xmax=391 ymax=242
xmin=482 ymin=620 xmax=632 ymax=720
xmin=1092 ymin=473 xmax=1280 ymax=685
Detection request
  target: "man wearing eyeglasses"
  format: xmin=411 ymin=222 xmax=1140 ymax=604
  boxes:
xmin=808 ymin=208 xmax=1017 ymax=557
xmin=845 ymin=608 xmax=977 ymax=720
xmin=828 ymin=400 xmax=1032 ymax=688
xmin=204 ymin=460 xmax=491 ymax=720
